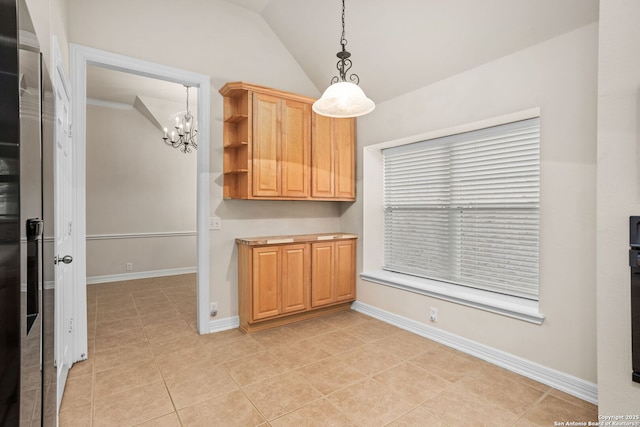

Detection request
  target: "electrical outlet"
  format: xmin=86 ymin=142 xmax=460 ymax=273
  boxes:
xmin=209 ymin=302 xmax=218 ymax=317
xmin=429 ymin=307 xmax=438 ymax=322
xmin=126 ymin=262 xmax=133 ymax=271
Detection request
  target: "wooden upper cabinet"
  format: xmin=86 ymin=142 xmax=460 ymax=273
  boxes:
xmin=311 ymin=113 xmax=355 ymax=200
xmin=281 ymin=99 xmax=310 ymax=198
xmin=220 ymin=82 xmax=355 ymax=201
xmin=252 ymin=93 xmax=281 ymax=197
xmin=310 ymin=114 xmax=334 ymax=198
xmin=334 ymin=118 xmax=356 ymax=199
xmin=252 ymin=94 xmax=311 ymax=198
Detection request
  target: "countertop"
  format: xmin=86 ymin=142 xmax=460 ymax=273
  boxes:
xmin=235 ymin=232 xmax=358 ymax=246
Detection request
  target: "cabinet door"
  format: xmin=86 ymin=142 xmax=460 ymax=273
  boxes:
xmin=281 ymin=244 xmax=309 ymax=313
xmin=252 ymin=246 xmax=281 ymax=320
xmin=311 ymin=113 xmax=334 ymax=198
xmin=335 ymin=240 xmax=356 ymax=302
xmin=334 ymin=118 xmax=355 ymax=199
xmin=311 ymin=242 xmax=335 ymax=307
xmin=253 ymin=93 xmax=280 ymax=197
xmin=281 ymin=100 xmax=310 ymax=198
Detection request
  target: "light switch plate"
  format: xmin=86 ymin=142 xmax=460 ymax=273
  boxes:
xmin=209 ymin=217 xmax=222 ymax=230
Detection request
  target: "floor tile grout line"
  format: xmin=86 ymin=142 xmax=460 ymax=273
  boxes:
xmin=68 ymin=276 xmax=597 ymax=426
xmin=515 ymin=387 xmax=554 ymax=427
xmin=224 ymin=361 xmax=271 ymax=425
xmin=91 ymin=279 xmax=192 ymax=427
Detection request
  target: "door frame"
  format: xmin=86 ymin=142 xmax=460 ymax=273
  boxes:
xmin=69 ymin=44 xmax=211 ymax=359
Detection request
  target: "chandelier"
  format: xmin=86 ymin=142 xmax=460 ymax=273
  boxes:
xmin=162 ymin=85 xmax=197 ymax=154
xmin=312 ymin=0 xmax=375 ymax=118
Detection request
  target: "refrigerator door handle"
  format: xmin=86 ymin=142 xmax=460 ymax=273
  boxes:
xmin=25 ymin=218 xmax=43 ymax=334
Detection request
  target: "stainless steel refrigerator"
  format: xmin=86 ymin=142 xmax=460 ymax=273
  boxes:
xmin=1 ymin=0 xmax=56 ymax=424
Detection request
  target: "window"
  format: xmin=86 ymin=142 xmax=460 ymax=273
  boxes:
xmin=382 ymin=117 xmax=540 ymax=300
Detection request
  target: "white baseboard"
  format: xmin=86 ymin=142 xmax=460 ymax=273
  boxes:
xmin=86 ymin=267 xmax=197 ymax=284
xmin=351 ymin=301 xmax=598 ymax=405
xmin=209 ymin=316 xmax=239 ymax=333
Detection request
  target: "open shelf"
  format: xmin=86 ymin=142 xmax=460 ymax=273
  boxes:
xmin=223 ymin=140 xmax=248 ymax=149
xmin=224 ymin=114 xmax=248 ymax=124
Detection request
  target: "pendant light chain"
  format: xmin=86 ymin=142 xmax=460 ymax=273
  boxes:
xmin=340 ymin=0 xmax=347 ymax=48
xmin=186 ymin=85 xmax=190 ymax=115
xmin=334 ymin=0 xmax=356 ymax=84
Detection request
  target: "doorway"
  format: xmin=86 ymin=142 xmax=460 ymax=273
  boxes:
xmin=69 ymin=44 xmax=211 ymax=364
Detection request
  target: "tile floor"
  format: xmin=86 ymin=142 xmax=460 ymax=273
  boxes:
xmin=59 ymin=274 xmax=598 ymax=426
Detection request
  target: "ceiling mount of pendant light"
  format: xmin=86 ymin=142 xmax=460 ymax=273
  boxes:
xmin=312 ymin=0 xmax=375 ymax=118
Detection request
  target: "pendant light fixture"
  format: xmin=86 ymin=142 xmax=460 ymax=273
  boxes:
xmin=312 ymin=0 xmax=375 ymax=118
xmin=162 ymin=85 xmax=198 ymax=154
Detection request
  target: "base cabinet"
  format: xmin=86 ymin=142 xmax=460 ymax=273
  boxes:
xmin=251 ymin=244 xmax=308 ymax=321
xmin=311 ymin=239 xmax=356 ymax=307
xmin=237 ymin=233 xmax=357 ymax=333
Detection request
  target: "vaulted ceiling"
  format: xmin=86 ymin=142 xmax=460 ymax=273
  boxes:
xmin=87 ymin=0 xmax=599 ymax=109
xmin=225 ymin=0 xmax=599 ymax=103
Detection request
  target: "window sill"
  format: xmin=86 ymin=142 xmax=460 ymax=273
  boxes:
xmin=360 ymin=270 xmax=545 ymax=325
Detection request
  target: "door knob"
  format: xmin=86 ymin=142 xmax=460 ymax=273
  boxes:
xmin=54 ymin=255 xmax=73 ymax=265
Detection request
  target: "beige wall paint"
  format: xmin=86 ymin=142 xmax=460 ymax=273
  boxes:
xmin=68 ymin=0 xmax=342 ymax=319
xmin=596 ymin=0 xmax=640 ymax=415
xmin=67 ymin=0 xmax=318 ymax=98
xmin=85 ymin=104 xmax=197 ymax=277
xmin=343 ymin=23 xmax=598 ymax=383
xmin=25 ymin=0 xmax=69 ymax=70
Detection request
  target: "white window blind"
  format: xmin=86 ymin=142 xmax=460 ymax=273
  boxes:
xmin=382 ymin=117 xmax=540 ymax=300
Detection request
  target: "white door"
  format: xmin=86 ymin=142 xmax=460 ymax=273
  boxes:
xmin=53 ymin=61 xmax=75 ymax=410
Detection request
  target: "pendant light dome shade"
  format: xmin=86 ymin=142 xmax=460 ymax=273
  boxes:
xmin=312 ymin=81 xmax=375 ymax=118
xmin=314 ymin=0 xmax=375 ymax=119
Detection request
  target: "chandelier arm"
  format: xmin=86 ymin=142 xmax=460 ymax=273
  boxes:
xmin=159 ymin=75 xmax=198 ymax=152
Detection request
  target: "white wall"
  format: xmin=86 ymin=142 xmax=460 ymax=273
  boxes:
xmin=342 ymin=23 xmax=598 ymax=383
xmin=68 ymin=0 xmax=342 ymax=319
xmin=85 ymin=104 xmax=197 ymax=278
xmin=596 ymin=0 xmax=640 ymax=415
